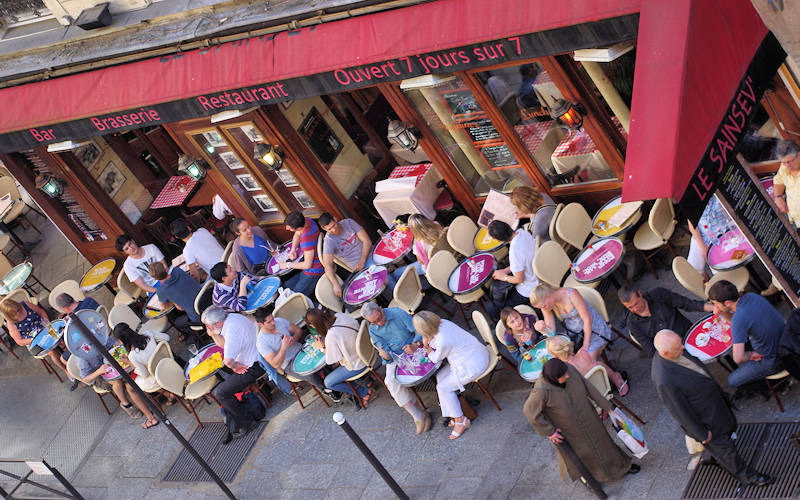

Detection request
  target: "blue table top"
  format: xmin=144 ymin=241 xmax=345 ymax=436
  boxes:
xmin=28 ymin=319 xmax=66 ymax=355
xmin=246 ymin=276 xmax=281 ymax=312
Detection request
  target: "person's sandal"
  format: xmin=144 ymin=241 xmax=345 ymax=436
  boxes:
xmin=362 ymin=385 xmax=379 ymax=407
xmin=449 ymin=417 xmax=470 ymax=440
xmin=141 ymin=418 xmax=160 ymax=430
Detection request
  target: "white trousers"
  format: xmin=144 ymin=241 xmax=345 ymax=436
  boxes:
xmin=435 ymin=364 xmax=481 ymax=418
xmin=687 ymin=239 xmax=717 ymax=276
xmin=384 ymin=363 xmax=414 ymax=407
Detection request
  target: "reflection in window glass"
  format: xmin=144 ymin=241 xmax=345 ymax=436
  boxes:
xmin=476 ymin=64 xmax=616 ymax=187
xmin=402 ymin=75 xmax=531 ymax=195
xmin=740 ymin=101 xmax=781 ymax=164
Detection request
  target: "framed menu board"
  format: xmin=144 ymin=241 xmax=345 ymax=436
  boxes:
xmin=298 ymin=107 xmax=342 ymax=165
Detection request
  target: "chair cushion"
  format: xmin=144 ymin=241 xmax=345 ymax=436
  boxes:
xmin=185 ymin=376 xmax=218 ymax=400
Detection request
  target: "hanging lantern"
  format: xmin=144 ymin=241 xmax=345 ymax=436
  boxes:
xmin=549 ymin=98 xmax=584 ymax=129
xmin=35 ymin=173 xmax=65 ymax=198
xmin=177 ymin=154 xmax=207 ymax=181
xmin=387 ymin=120 xmax=419 ymax=151
xmin=253 ymin=143 xmax=284 ymax=171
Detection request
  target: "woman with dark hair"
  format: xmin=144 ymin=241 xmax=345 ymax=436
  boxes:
xmin=524 ymin=358 xmax=637 ymax=484
xmin=305 ymin=308 xmax=374 ymax=405
xmin=111 ymin=324 xmax=171 ymax=396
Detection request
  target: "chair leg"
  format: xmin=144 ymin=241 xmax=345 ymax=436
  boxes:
xmin=610 ymin=325 xmax=643 ymax=351
xmin=411 ymin=387 xmax=426 ymax=410
xmin=148 ymin=394 xmax=165 ymax=416
xmin=427 ymin=295 xmax=450 ymax=316
xmin=174 ymin=394 xmax=193 ymax=414
xmin=638 ymin=250 xmax=658 ymax=280
xmin=666 ymin=242 xmax=677 ymax=258
xmin=249 ymin=384 xmax=272 ymax=408
xmin=207 ymin=393 xmax=221 ymax=406
xmin=22 ymin=213 xmax=41 ymax=235
xmin=611 ymin=396 xmax=646 ymax=425
xmin=372 ymin=371 xmax=389 ymax=392
xmin=476 ymin=380 xmax=502 ymax=411
xmin=186 ymin=398 xmax=204 ymax=429
xmin=764 ymin=379 xmax=785 ymax=413
xmin=40 ymin=358 xmax=53 ymax=374
xmin=290 ymin=382 xmax=307 ymax=409
xmin=0 ymin=335 xmax=19 ymax=359
xmin=96 ymin=392 xmax=111 ymax=415
xmin=346 ymin=381 xmax=366 ymax=410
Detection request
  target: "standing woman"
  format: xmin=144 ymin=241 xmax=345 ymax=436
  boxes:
xmin=524 ymin=358 xmax=637 ymax=483
xmin=2 ymin=298 xmax=70 ymax=378
xmin=509 ymin=185 xmax=556 ymax=241
xmin=305 ymin=308 xmax=375 ymax=406
xmin=530 ymin=284 xmax=610 ymax=362
xmin=413 ymin=311 xmax=489 ymax=440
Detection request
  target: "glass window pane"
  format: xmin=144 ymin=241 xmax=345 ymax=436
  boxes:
xmin=740 ymin=102 xmax=781 ymax=164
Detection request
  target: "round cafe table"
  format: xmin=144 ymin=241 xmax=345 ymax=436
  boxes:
xmin=342 ymin=266 xmax=389 ymax=306
xmin=473 ymin=227 xmax=505 ymax=252
xmin=185 ymin=344 xmax=224 ymax=382
xmin=142 ymin=293 xmax=174 ymax=320
xmin=447 ymin=252 xmax=496 ymax=295
xmin=591 ymin=196 xmax=643 ymax=237
xmin=0 ymin=262 xmax=33 ymax=295
xmin=245 ymin=276 xmax=281 ymax=313
xmin=760 ymin=175 xmax=774 ymax=200
xmin=28 ymin=319 xmax=66 ymax=356
xmin=65 ymin=309 xmax=110 ymax=360
xmin=518 ymin=335 xmax=568 ymax=382
xmin=265 ymin=241 xmax=304 ymax=276
xmin=79 ymin=258 xmax=116 ymax=294
xmin=293 ymin=338 xmax=327 ymax=376
xmin=390 ymin=345 xmax=442 ymax=387
xmin=371 ymin=226 xmax=414 ymax=266
xmin=570 ymin=237 xmax=625 ymax=284
xmin=706 ymin=228 xmax=754 ymax=271
xmin=684 ymin=313 xmax=733 ymax=363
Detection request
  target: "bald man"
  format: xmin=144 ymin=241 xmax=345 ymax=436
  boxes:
xmin=652 ymin=330 xmax=773 ymax=487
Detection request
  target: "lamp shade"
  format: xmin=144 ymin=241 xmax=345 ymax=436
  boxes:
xmin=387 ymin=120 xmax=418 ymax=151
xmin=253 ymin=143 xmax=284 ymax=171
xmin=549 ymin=98 xmax=583 ymax=129
xmin=177 ymin=154 xmax=207 ymax=181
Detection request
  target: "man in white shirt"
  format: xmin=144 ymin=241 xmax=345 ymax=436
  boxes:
xmin=201 ymin=305 xmax=265 ymax=437
xmin=170 ymin=219 xmax=223 ymax=281
xmin=115 ymin=234 xmax=168 ymax=294
xmin=487 ymin=220 xmax=538 ymax=320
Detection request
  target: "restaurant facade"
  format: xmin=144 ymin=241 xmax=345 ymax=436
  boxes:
xmin=0 ymin=0 xmax=796 ymax=270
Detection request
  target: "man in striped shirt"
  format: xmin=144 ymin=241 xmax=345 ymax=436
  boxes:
xmin=281 ymin=211 xmax=324 ymax=300
xmin=210 ymin=262 xmax=260 ymax=312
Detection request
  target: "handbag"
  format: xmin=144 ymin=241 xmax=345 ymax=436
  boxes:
xmin=610 ymin=408 xmax=648 ymax=458
xmin=490 ymin=279 xmax=515 ymax=304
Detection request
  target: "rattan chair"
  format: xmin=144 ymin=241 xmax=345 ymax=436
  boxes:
xmin=346 ymin=320 xmax=387 ymax=410
xmin=425 ymin=251 xmax=486 ymax=326
xmin=548 ymin=203 xmax=568 ymax=249
xmin=116 ymin=271 xmax=142 ymax=305
xmin=446 ymin=216 xmax=478 ymax=258
xmin=469 ymin=311 xmax=505 ymax=410
xmin=671 ymin=256 xmax=750 ymax=300
xmin=764 ymin=370 xmax=791 ymax=412
xmin=633 ymin=198 xmax=678 ymax=279
xmin=532 ymin=241 xmax=595 ymax=289
xmin=108 ymin=303 xmax=168 ymax=333
xmin=555 ymin=203 xmax=595 ymax=251
xmin=493 ymin=304 xmax=538 ymax=356
xmin=67 ymin=355 xmax=119 ymax=415
xmin=315 ymin=275 xmax=344 ymax=313
xmin=274 ymin=292 xmax=313 ymax=326
xmin=585 ymin=364 xmax=645 ymax=425
xmin=155 ymin=357 xmax=219 ymax=429
xmin=48 ymin=280 xmax=85 ymax=314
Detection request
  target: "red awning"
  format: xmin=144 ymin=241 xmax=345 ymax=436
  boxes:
xmin=0 ymin=0 xmax=639 ymax=135
xmin=621 ymin=0 xmax=768 ymax=203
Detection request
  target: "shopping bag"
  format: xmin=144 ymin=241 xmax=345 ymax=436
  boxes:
xmin=610 ymin=408 xmax=648 ymax=458
xmin=273 ymin=287 xmax=294 ymax=308
xmin=685 ymin=435 xmax=705 ymax=455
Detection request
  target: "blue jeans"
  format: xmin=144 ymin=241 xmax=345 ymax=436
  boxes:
xmin=727 ymin=358 xmax=781 ymax=388
xmin=284 ymin=272 xmax=320 ymax=300
xmin=324 ymin=366 xmax=368 ymax=397
xmin=258 ymin=355 xmax=325 ymax=395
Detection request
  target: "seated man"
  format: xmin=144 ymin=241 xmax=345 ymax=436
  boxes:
xmin=229 ymin=218 xmax=276 ymax=274
xmin=487 ymin=220 xmax=538 ymax=320
xmin=361 ymin=302 xmax=431 ymax=434
xmin=707 ymin=280 xmax=784 ymax=394
xmin=170 ymin=219 xmax=223 ymax=282
xmin=74 ymin=336 xmax=159 ymax=429
xmin=56 ymin=293 xmax=99 ymax=316
xmin=116 ymin=234 xmax=168 ymax=294
xmin=254 ymin=305 xmax=326 ymax=396
xmin=210 ymin=262 xmax=261 ymax=313
xmin=202 ymin=305 xmax=265 ymax=437
xmin=618 ymin=284 xmax=713 ymax=356
xmin=281 ymin=211 xmax=324 ymax=299
xmin=149 ymin=262 xmax=202 ymax=342
xmin=319 ymin=213 xmax=396 ymax=298
xmin=774 ymin=139 xmax=800 ymax=230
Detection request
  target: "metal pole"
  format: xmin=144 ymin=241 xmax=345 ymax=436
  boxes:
xmin=42 ymin=460 xmax=84 ymax=500
xmin=68 ymin=313 xmax=236 ymax=500
xmin=332 ymin=413 xmax=408 ymax=500
xmin=555 ymin=440 xmax=607 ymax=500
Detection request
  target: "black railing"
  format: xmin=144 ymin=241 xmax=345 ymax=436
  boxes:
xmin=0 ymin=458 xmax=83 ymax=499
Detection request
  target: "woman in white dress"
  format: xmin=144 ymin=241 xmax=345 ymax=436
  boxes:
xmin=412 ymin=311 xmax=489 ymax=440
xmin=112 ymin=324 xmax=172 ymax=396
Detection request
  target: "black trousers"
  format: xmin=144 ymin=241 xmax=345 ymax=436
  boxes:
xmin=704 ymin=431 xmax=759 ymax=483
xmin=213 ymin=363 xmax=265 ymax=430
xmin=780 ymin=353 xmax=800 ymax=382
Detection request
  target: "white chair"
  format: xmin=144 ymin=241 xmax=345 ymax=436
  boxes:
xmin=392 ymin=266 xmax=424 ymax=314
xmin=532 ymin=241 xmax=596 ymax=289
xmin=67 ymin=355 xmax=118 ymax=415
xmin=494 ymin=304 xmax=538 ymax=353
xmin=548 ymin=203 xmax=568 ymax=249
xmin=671 ymin=256 xmax=750 ymax=300
xmin=345 ymin=320 xmax=386 ymax=410
xmin=155 ymin=357 xmax=219 ymax=429
xmin=116 ymin=271 xmax=142 ymax=305
xmin=764 ymin=370 xmax=791 ymax=412
xmin=315 ymin=275 xmax=343 ymax=313
xmin=274 ymin=293 xmax=313 ymax=326
xmin=555 ymin=203 xmax=595 ymax=251
xmin=633 ymin=198 xmax=678 ymax=279
xmin=470 ymin=311 xmax=505 ymax=410
xmin=446 ymin=216 xmax=478 ymax=258
xmin=108 ymin=303 xmax=168 ymax=333
xmin=49 ymin=280 xmax=85 ymax=314
xmin=221 ymin=240 xmax=234 ymax=265
xmin=425 ymin=251 xmax=486 ymax=327
xmin=0 ymin=177 xmax=41 ymax=234
xmin=584 ymin=365 xmax=645 ymax=425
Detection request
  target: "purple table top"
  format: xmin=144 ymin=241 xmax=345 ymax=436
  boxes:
xmin=265 ymin=241 xmax=303 ymax=276
xmin=571 ymin=237 xmax=625 ymax=283
xmin=343 ymin=266 xmax=389 ymax=305
xmin=707 ymin=228 xmax=754 ymax=271
xmin=761 ymin=175 xmax=774 ymax=199
xmin=448 ymin=253 xmax=496 ymax=294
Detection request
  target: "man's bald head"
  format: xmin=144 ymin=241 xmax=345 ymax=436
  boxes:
xmin=654 ymin=329 xmax=684 ymax=360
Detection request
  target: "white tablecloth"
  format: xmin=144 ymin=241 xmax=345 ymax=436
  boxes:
xmin=373 ymin=164 xmax=443 ymax=225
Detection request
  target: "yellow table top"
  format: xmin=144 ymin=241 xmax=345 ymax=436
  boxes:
xmin=80 ymin=259 xmax=116 ymax=290
xmin=474 ymin=227 xmax=505 ymax=251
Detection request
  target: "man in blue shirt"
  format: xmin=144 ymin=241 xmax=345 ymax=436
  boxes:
xmin=361 ymin=302 xmax=430 ymax=434
xmin=150 ymin=262 xmax=202 ymax=341
xmin=708 ymin=280 xmax=784 ymax=396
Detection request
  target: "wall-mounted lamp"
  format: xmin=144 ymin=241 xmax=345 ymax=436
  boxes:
xmin=35 ymin=173 xmax=65 ymax=198
xmin=549 ymin=98 xmax=584 ymax=129
xmin=387 ymin=120 xmax=419 ymax=151
xmin=46 ymin=140 xmax=82 ymax=152
xmin=177 ymin=154 xmax=207 ymax=181
xmin=210 ymin=106 xmax=259 ymax=124
xmin=253 ymin=143 xmax=284 ymax=171
xmin=203 ymin=142 xmax=216 ymax=154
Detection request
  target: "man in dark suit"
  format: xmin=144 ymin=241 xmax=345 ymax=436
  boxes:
xmin=652 ymin=330 xmax=773 ymax=487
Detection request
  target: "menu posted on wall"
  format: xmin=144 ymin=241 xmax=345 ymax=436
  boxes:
xmin=717 ymin=159 xmax=800 ymax=295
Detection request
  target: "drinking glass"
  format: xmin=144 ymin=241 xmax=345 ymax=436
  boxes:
xmin=188 ymin=344 xmax=199 ymax=356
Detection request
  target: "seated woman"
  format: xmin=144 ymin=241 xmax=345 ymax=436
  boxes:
xmin=229 ymin=218 xmax=276 ymax=274
xmin=391 ymin=214 xmax=443 ymax=286
xmin=546 ymin=335 xmax=628 ymax=396
xmin=529 ymin=284 xmax=610 ymax=362
xmin=254 ymin=305 xmax=326 ymax=396
xmin=499 ymin=307 xmax=545 ymax=364
xmin=412 ymin=311 xmax=489 ymax=440
xmin=509 ymin=185 xmax=556 ymax=241
xmin=305 ymin=308 xmax=374 ymax=406
xmin=2 ymin=298 xmax=70 ymax=378
xmin=111 ymin=323 xmax=177 ymax=403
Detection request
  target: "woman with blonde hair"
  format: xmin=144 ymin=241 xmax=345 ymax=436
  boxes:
xmin=529 ymin=284 xmax=610 ymax=362
xmin=546 ymin=335 xmax=628 ymax=396
xmin=509 ymin=185 xmax=556 ymax=240
xmin=2 ymin=298 xmax=70 ymax=378
xmin=413 ymin=311 xmax=488 ymax=440
xmin=391 ymin=214 xmax=444 ymax=285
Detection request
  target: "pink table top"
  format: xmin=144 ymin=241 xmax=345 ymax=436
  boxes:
xmin=706 ymin=228 xmax=754 ymax=271
xmin=372 ymin=227 xmax=414 ymax=266
xmin=448 ymin=253 xmax=496 ymax=294
xmin=514 ymin=121 xmax=554 ymax=155
xmin=552 ymin=129 xmax=598 ymax=158
xmin=344 ymin=266 xmax=389 ymax=305
xmin=684 ymin=314 xmax=732 ymax=362
xmin=388 ymin=163 xmax=433 ymax=188
xmin=265 ymin=241 xmax=302 ymax=276
xmin=760 ymin=175 xmax=774 ymax=199
xmin=571 ymin=237 xmax=625 ymax=283
xmin=149 ymin=175 xmax=198 ymax=209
